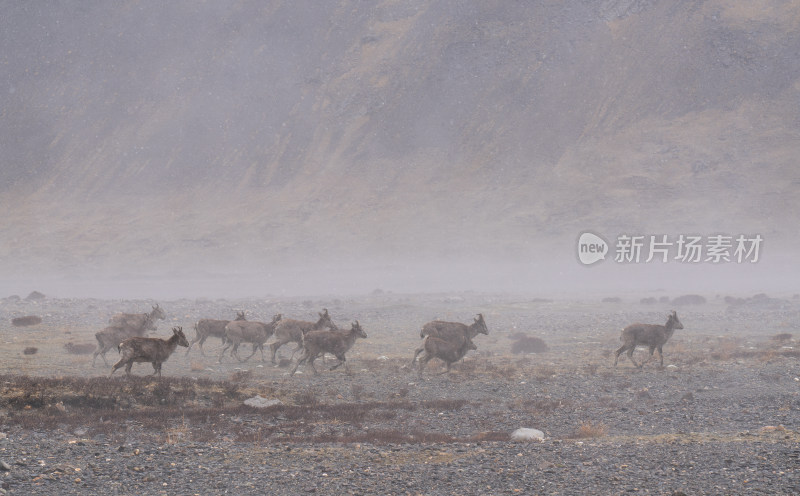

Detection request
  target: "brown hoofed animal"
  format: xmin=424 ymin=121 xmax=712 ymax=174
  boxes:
xmin=219 ymin=314 xmax=282 ymax=362
xmin=110 ymin=326 xmax=189 ymax=378
xmin=269 ymin=308 xmax=336 ymax=364
xmin=92 ymin=312 xmax=160 ymax=367
xmin=186 ymin=311 xmax=246 ymax=356
xmin=411 ymin=313 xmax=488 ymax=365
xmin=109 ymin=304 xmax=166 ymax=330
xmin=417 ymin=335 xmax=477 ymax=375
xmin=290 ymin=321 xmax=367 ymax=376
xmin=614 ymin=311 xmax=684 ymax=368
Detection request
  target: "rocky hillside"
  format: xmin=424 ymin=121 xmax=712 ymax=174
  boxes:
xmin=1 ymin=1 xmax=799 ymax=293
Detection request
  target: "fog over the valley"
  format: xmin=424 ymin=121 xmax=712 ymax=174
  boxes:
xmin=1 ymin=1 xmax=799 ymax=299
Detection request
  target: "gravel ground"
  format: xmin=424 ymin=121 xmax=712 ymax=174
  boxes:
xmin=1 ymin=292 xmax=799 ymax=494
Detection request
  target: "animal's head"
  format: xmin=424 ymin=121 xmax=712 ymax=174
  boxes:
xmin=173 ymin=326 xmax=189 ymax=347
xmin=465 ymin=338 xmax=478 ymax=351
xmin=151 ymin=304 xmax=167 ymax=321
xmin=474 ymin=313 xmax=489 ymax=335
xmin=235 ymin=311 xmax=246 ymax=321
xmin=351 ymin=320 xmax=367 ymax=339
xmin=317 ymin=308 xmax=335 ymax=328
xmin=271 ymin=313 xmax=282 ymax=324
xmin=668 ymin=311 xmax=684 ymax=330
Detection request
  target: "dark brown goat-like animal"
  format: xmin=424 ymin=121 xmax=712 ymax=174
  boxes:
xmin=269 ymin=308 xmax=336 ymax=364
xmin=411 ymin=313 xmax=488 ymax=365
xmin=110 ymin=326 xmax=189 ymax=378
xmin=109 ymin=304 xmax=166 ymax=331
xmin=219 ymin=314 xmax=282 ymax=362
xmin=417 ymin=335 xmax=477 ymax=375
xmin=92 ymin=313 xmax=158 ymax=367
xmin=614 ymin=311 xmax=684 ymax=368
xmin=290 ymin=321 xmax=367 ymax=375
xmin=186 ymin=311 xmax=246 ymax=356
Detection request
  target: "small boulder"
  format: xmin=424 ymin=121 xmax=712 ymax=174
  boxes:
xmin=511 ymin=428 xmax=545 ymax=442
xmin=244 ymin=395 xmax=283 ymax=408
xmin=11 ymin=316 xmax=42 ymax=327
xmin=25 ymin=291 xmax=46 ymax=301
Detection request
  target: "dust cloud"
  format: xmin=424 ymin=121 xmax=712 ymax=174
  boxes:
xmin=1 ymin=2 xmax=798 ymax=300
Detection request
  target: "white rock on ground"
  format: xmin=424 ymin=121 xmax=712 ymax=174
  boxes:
xmin=244 ymin=395 xmax=283 ymax=408
xmin=510 ymin=428 xmax=545 ymax=441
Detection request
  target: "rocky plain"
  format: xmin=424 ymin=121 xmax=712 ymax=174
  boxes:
xmin=0 ymin=290 xmax=799 ymax=495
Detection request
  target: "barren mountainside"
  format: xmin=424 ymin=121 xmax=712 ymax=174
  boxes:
xmin=1 ymin=1 xmax=799 ymax=292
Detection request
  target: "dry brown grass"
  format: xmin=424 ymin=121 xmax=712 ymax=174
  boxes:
xmin=568 ymin=421 xmax=607 ymax=439
xmin=0 ymin=374 xmax=478 ymax=444
xmin=771 ymin=333 xmax=793 ymax=344
xmin=64 ymin=342 xmax=95 ymax=355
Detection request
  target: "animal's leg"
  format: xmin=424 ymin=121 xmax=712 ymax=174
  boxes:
xmin=231 ymin=343 xmax=243 ymax=362
xmin=643 ymin=345 xmax=657 ymax=366
xmin=411 ymin=347 xmax=425 ymax=365
xmin=219 ymin=341 xmax=232 ymax=363
xmin=436 ymin=362 xmax=453 ymax=375
xmin=258 ymin=343 xmax=267 ymax=362
xmin=289 ymin=342 xmax=303 ymax=360
xmin=239 ymin=343 xmax=257 ymax=362
xmin=186 ymin=336 xmax=199 ymax=355
xmin=329 ymin=354 xmax=345 ymax=371
xmin=110 ymin=357 xmax=125 ymax=376
xmin=418 ymin=353 xmax=431 ymax=375
xmin=308 ymin=355 xmax=320 ymax=375
xmin=270 ymin=341 xmax=282 ymax=364
xmin=613 ymin=345 xmax=627 ymax=367
xmin=195 ymin=335 xmax=208 ymax=356
xmin=626 ymin=346 xmax=640 ymax=368
xmin=290 ymin=351 xmax=308 ymax=376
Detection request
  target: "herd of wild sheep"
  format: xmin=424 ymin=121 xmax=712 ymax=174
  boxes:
xmin=91 ymin=304 xmax=684 ymax=378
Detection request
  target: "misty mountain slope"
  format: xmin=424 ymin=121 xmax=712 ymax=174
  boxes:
xmin=1 ymin=1 xmax=799 ymax=280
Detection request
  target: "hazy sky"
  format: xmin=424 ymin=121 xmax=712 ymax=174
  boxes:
xmin=1 ymin=1 xmax=798 ymax=298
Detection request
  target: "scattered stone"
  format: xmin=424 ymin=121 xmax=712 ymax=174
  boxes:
xmin=244 ymin=396 xmax=283 ymax=408
xmin=11 ymin=316 xmax=42 ymax=327
xmin=510 ymin=336 xmax=549 ymax=354
xmin=25 ymin=291 xmax=46 ymax=301
xmin=672 ymin=294 xmax=707 ymax=305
